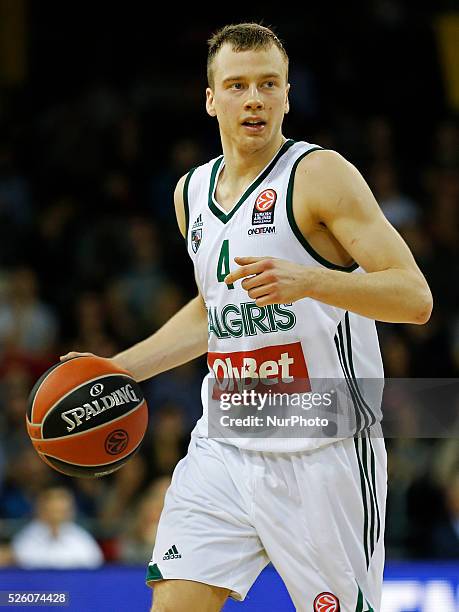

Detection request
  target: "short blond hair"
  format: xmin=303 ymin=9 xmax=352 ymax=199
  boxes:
xmin=207 ymin=23 xmax=289 ymax=88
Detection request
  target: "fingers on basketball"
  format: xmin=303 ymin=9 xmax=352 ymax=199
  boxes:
xmin=60 ymin=351 xmax=94 ymax=361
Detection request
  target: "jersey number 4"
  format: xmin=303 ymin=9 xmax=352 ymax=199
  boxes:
xmin=217 ymin=239 xmax=234 ymax=289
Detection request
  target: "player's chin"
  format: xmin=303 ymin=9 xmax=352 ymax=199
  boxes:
xmin=239 ymin=125 xmax=270 ymax=148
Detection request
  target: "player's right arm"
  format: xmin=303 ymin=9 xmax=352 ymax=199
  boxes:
xmin=61 ymin=175 xmax=209 ymax=382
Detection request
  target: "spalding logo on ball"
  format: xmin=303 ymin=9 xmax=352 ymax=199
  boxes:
xmin=26 ymin=356 xmax=148 ymax=478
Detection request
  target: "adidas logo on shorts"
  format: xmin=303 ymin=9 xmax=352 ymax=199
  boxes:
xmin=162 ymin=545 xmax=181 ymax=560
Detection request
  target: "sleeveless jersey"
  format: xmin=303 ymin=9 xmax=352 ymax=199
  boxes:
xmin=184 ymin=139 xmax=384 ymax=452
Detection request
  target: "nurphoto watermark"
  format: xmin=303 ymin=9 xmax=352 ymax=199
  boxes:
xmin=204 ymin=378 xmax=459 ymax=440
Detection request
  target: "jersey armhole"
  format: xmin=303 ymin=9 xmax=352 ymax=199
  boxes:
xmin=183 ymin=167 xmax=197 ymax=242
xmin=286 ymin=148 xmax=359 ymax=272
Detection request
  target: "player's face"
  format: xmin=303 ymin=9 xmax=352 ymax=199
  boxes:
xmin=206 ymin=44 xmax=290 ymax=151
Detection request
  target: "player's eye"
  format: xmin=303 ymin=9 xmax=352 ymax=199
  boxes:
xmin=231 ymin=83 xmax=243 ymax=90
xmin=264 ymin=81 xmax=275 ymax=88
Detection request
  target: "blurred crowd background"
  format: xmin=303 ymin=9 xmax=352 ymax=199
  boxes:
xmin=0 ymin=1 xmax=458 ymax=569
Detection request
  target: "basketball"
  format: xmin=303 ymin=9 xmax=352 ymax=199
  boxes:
xmin=25 ymin=356 xmax=148 ymax=478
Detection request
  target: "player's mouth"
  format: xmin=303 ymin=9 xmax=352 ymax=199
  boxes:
xmin=241 ymin=118 xmax=266 ymax=133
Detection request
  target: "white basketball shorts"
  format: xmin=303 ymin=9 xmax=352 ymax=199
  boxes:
xmin=146 ymin=432 xmax=386 ymax=611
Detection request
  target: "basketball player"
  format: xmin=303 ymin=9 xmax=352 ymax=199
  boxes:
xmin=62 ymin=23 xmax=432 ymax=611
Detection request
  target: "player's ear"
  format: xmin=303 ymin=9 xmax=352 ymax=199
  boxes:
xmin=285 ymin=83 xmax=290 ymax=115
xmin=206 ymin=88 xmax=217 ymax=117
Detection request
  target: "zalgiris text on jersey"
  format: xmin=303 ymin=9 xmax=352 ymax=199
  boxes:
xmin=207 ymin=301 xmax=296 ymax=339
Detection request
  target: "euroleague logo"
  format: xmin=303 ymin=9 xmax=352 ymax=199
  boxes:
xmin=255 ymin=189 xmax=277 ymax=211
xmin=313 ymin=592 xmax=340 ymax=612
xmin=105 ymin=429 xmax=129 ymax=455
xmin=252 ymin=189 xmax=277 ymax=225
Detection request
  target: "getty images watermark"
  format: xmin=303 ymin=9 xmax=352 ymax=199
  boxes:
xmin=206 ymin=378 xmax=459 ymax=439
xmin=206 ymin=380 xmax=354 ymax=439
xmin=219 ymin=389 xmax=333 ymax=429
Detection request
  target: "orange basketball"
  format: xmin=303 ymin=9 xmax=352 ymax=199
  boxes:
xmin=26 ymin=356 xmax=148 ymax=478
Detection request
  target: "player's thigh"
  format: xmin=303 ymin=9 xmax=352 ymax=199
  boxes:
xmin=151 ymin=579 xmax=230 ymax=612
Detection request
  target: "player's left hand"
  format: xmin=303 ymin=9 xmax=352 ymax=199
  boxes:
xmin=225 ymin=256 xmax=313 ymax=306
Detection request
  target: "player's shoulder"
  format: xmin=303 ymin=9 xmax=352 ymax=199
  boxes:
xmin=174 ymin=155 xmax=222 ymax=196
xmin=174 ymin=174 xmax=188 ymax=238
xmin=296 ymin=147 xmax=355 ymax=181
xmin=294 ymin=146 xmax=364 ymax=205
xmin=174 ymin=156 xmax=221 ymax=237
xmin=174 ymin=173 xmax=188 ymax=203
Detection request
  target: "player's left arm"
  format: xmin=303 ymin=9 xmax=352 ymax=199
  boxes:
xmin=225 ymin=150 xmax=433 ymax=324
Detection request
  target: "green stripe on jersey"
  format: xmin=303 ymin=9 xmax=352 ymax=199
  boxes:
xmin=361 ymin=434 xmax=376 ymax=559
xmin=286 ymin=149 xmax=359 ymax=271
xmin=183 ymin=167 xmax=197 ymax=238
xmin=207 ymin=139 xmax=295 ymax=224
xmin=355 ymin=586 xmax=375 ymax=611
xmin=337 ymin=322 xmax=368 ymax=430
xmin=344 ymin=312 xmax=375 ymax=426
xmin=369 ymin=435 xmax=381 ymax=543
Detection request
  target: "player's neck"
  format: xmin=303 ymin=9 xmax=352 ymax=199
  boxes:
xmin=220 ymin=134 xmax=287 ymax=187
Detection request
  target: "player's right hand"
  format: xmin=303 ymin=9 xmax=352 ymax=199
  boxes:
xmin=60 ymin=351 xmax=95 ymax=361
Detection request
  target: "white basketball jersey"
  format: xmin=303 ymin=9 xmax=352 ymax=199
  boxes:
xmin=184 ymin=139 xmax=384 ymax=452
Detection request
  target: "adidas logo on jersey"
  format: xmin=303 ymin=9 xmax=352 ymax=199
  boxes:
xmin=162 ymin=545 xmax=181 ymax=560
xmin=192 ymin=214 xmax=203 ymax=229
xmin=191 ymin=214 xmax=204 ymax=253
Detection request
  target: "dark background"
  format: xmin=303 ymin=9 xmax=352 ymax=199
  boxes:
xmin=0 ymin=0 xmax=458 ymax=567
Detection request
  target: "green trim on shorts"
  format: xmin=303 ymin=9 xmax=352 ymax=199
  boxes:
xmin=369 ymin=434 xmax=381 ymax=544
xmin=334 ymin=316 xmax=381 ymax=569
xmin=355 ymin=587 xmax=364 ymax=612
xmin=146 ymin=562 xmax=163 ymax=583
xmin=353 ymin=437 xmax=370 ymax=569
xmin=355 ymin=584 xmax=374 ymax=611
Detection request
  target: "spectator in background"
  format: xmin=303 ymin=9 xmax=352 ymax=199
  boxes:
xmin=369 ymin=160 xmax=420 ymax=230
xmin=432 ymin=472 xmax=459 ymax=559
xmin=379 ymin=332 xmax=411 ymax=378
xmin=427 ymin=168 xmax=459 ymax=257
xmin=11 ymin=487 xmax=103 ymax=569
xmin=118 ymin=217 xmax=166 ymax=327
xmin=0 ymin=145 xmax=31 ymax=225
xmin=97 ymin=453 xmax=148 ymax=533
xmin=0 ymin=449 xmax=54 ymax=521
xmin=431 ymin=439 xmax=459 ymax=559
xmin=385 ymin=438 xmax=433 ymax=558
xmin=0 ymin=267 xmax=58 ymax=363
xmin=432 ymin=119 xmax=459 ymax=169
xmin=0 ymin=543 xmax=14 ymax=567
xmin=0 ymin=364 xmax=33 ymax=461
xmin=33 ymin=196 xmax=79 ymax=303
xmin=145 ymin=403 xmax=188 ymax=480
xmin=366 ymin=116 xmax=394 ymax=162
xmin=104 ymin=280 xmax=142 ymax=347
xmin=119 ymin=476 xmax=171 ymax=564
xmin=149 ymin=139 xmax=205 ymax=227
xmin=147 ymin=364 xmax=206 ymax=430
xmin=64 ymin=291 xmax=119 ymax=358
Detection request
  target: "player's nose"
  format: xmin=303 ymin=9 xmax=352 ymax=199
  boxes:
xmin=243 ymin=85 xmax=264 ymax=110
